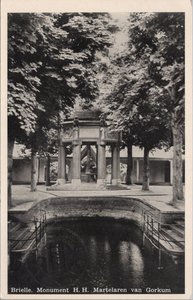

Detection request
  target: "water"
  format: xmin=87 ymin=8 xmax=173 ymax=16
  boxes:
xmin=9 ymin=218 xmax=184 ymax=294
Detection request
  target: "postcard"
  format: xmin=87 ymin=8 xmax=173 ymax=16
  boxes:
xmin=1 ymin=0 xmax=192 ymax=299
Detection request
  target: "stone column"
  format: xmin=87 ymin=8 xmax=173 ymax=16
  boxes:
xmin=95 ymin=145 xmax=98 ymax=181
xmin=57 ymin=142 xmax=66 ymax=184
xmin=71 ymin=142 xmax=81 ymax=185
xmin=112 ymin=144 xmax=120 ymax=185
xmin=97 ymin=143 xmax=106 ymax=186
xmin=110 ymin=145 xmax=113 ymax=184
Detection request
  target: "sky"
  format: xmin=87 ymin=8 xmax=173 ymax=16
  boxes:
xmin=110 ymin=13 xmax=129 ymax=54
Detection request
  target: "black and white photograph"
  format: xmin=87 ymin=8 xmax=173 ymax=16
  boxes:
xmin=1 ymin=0 xmax=192 ymax=299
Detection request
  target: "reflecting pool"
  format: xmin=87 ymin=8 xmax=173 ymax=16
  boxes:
xmin=9 ymin=218 xmax=184 ymax=294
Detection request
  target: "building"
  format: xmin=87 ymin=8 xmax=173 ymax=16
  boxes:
xmin=12 ymin=144 xmax=184 ymax=186
xmin=12 ymin=111 xmax=185 ymax=187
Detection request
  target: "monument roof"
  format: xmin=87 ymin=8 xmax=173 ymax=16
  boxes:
xmin=72 ymin=109 xmax=102 ymax=120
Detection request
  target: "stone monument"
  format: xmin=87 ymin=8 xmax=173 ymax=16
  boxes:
xmin=49 ymin=110 xmax=122 ymax=190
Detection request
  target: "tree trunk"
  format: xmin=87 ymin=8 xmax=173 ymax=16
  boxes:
xmin=8 ymin=135 xmax=15 ymax=208
xmin=37 ymin=157 xmax=40 ymax=184
xmin=125 ymin=143 xmax=133 ymax=185
xmin=172 ymin=121 xmax=184 ymax=204
xmin=142 ymin=146 xmax=150 ymax=191
xmin=31 ymin=150 xmax=37 ymax=192
xmin=167 ymin=85 xmax=184 ymax=205
xmin=45 ymin=153 xmax=51 ymax=186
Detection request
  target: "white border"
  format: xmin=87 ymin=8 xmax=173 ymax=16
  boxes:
xmin=1 ymin=0 xmax=192 ymax=299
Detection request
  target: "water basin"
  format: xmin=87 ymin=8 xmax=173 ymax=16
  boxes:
xmin=9 ymin=218 xmax=184 ymax=294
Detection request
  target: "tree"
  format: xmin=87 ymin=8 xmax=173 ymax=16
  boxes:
xmin=105 ymin=58 xmax=170 ymax=190
xmin=99 ymin=13 xmax=184 ymax=198
xmin=8 ymin=13 xmax=52 ymax=205
xmin=29 ymin=13 xmax=115 ymax=190
xmin=128 ymin=12 xmax=184 ymax=202
xmin=8 ymin=13 xmax=115 ymax=201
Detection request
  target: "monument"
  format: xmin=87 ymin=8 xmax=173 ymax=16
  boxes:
xmin=50 ymin=110 xmax=122 ymax=190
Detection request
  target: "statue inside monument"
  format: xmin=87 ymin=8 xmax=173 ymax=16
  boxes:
xmin=81 ymin=145 xmax=97 ymax=182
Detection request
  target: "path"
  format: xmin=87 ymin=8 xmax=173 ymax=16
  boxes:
xmin=9 ymin=184 xmax=184 ymax=214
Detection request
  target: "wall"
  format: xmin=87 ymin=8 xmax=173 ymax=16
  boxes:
xmin=136 ymin=160 xmax=168 ymax=184
xmin=12 ymin=157 xmax=183 ymax=185
xmin=107 ymin=158 xmax=170 ymax=184
xmin=12 ymin=159 xmax=31 ymax=184
xmin=10 ymin=196 xmax=184 ymax=227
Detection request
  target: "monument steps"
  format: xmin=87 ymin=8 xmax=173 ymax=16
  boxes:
xmin=47 ymin=183 xmax=107 ymax=191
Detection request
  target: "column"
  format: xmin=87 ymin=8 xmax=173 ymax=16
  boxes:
xmin=112 ymin=144 xmax=120 ymax=185
xmin=97 ymin=143 xmax=106 ymax=186
xmin=110 ymin=145 xmax=113 ymax=184
xmin=136 ymin=159 xmax=140 ymax=183
xmin=95 ymin=144 xmax=98 ymax=181
xmin=57 ymin=142 xmax=66 ymax=184
xmin=71 ymin=142 xmax=81 ymax=185
xmin=170 ymin=159 xmax=173 ymax=185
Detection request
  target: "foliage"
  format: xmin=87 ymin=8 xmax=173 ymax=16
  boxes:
xmin=129 ymin=12 xmax=185 ymax=128
xmin=8 ymin=13 xmax=115 ymax=152
xmin=8 ymin=14 xmax=46 ymax=135
xmin=99 ymin=12 xmax=184 ymax=196
xmin=127 ymin=12 xmax=185 ymax=199
xmin=105 ymin=54 xmax=170 ymax=152
xmin=101 ymin=12 xmax=184 ymax=151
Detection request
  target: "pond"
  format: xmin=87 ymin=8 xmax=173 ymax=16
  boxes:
xmin=9 ymin=218 xmax=184 ymax=294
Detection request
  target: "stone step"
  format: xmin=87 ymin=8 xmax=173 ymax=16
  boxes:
xmin=172 ymin=225 xmax=184 ymax=238
xmin=162 ymin=221 xmax=184 ymax=238
xmin=145 ymin=230 xmax=184 ymax=255
xmin=9 ymin=224 xmax=28 ymax=241
xmin=173 ymin=220 xmax=185 ymax=230
xmin=160 ymin=228 xmax=184 ymax=250
xmin=9 ymin=223 xmax=21 ymax=234
xmin=174 ymin=219 xmax=185 ymax=226
xmin=11 ymin=229 xmax=36 ymax=251
xmin=10 ymin=227 xmax=32 ymax=248
xmin=47 ymin=183 xmax=107 ymax=191
xmin=159 ymin=236 xmax=184 ymax=254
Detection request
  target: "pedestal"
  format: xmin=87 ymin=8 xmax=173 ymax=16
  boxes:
xmin=71 ymin=179 xmax=81 ymax=185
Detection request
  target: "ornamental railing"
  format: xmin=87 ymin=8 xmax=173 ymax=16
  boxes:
xmin=142 ymin=210 xmax=184 ymax=269
xmin=9 ymin=210 xmax=46 ymax=261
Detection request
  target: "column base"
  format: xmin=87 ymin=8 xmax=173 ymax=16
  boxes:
xmin=47 ymin=178 xmax=66 ymax=190
xmin=56 ymin=178 xmax=66 ymax=185
xmin=71 ymin=179 xmax=81 ymax=186
xmin=112 ymin=179 xmax=121 ymax=185
xmin=97 ymin=179 xmax=106 ymax=187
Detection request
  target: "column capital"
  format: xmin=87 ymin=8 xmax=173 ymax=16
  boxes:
xmin=73 ymin=126 xmax=79 ymax=140
xmin=115 ymin=142 xmax=121 ymax=147
xmin=58 ymin=139 xmax=63 ymax=147
xmin=72 ymin=140 xmax=81 ymax=146
xmin=99 ymin=126 xmax=107 ymax=145
xmin=97 ymin=140 xmax=106 ymax=146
